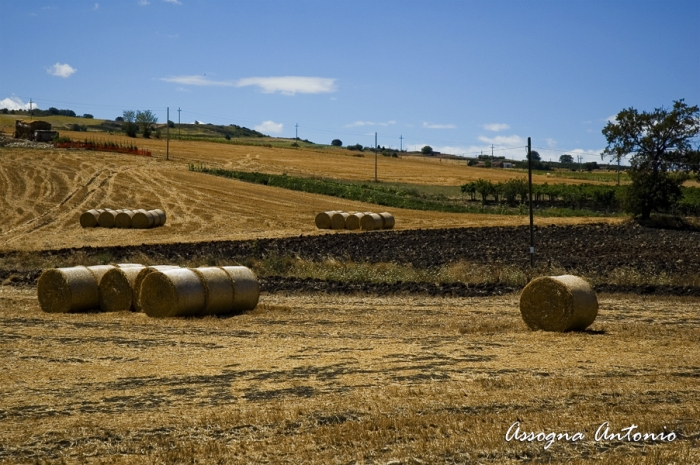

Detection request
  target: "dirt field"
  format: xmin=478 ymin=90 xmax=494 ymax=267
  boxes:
xmin=0 ymin=287 xmax=697 ymax=464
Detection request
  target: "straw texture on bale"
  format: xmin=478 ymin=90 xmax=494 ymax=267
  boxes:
xmin=330 ymin=211 xmax=350 ymax=230
xmin=115 ymin=210 xmax=135 ymax=229
xmin=219 ymin=266 xmax=260 ymax=312
xmin=192 ymin=267 xmax=236 ymax=315
xmin=315 ymin=211 xmax=336 ymax=229
xmin=37 ymin=266 xmax=99 ymax=313
xmin=99 ymin=265 xmax=146 ymax=312
xmin=86 ymin=265 xmax=117 ymax=286
xmin=519 ymin=275 xmax=598 ymax=332
xmin=152 ymin=209 xmax=166 ymax=226
xmin=132 ymin=209 xmax=156 ymax=229
xmin=140 ymin=268 xmax=206 ymax=317
xmin=345 ymin=213 xmax=365 ymax=230
xmin=97 ymin=209 xmax=123 ymax=228
xmin=360 ymin=213 xmax=383 ymax=231
xmin=378 ymin=212 xmax=395 ymax=229
xmin=133 ymin=265 xmax=181 ymax=312
xmin=80 ymin=209 xmax=101 ymax=228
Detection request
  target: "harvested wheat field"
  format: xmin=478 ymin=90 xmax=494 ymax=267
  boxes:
xmin=0 ymin=287 xmax=698 ymax=464
xmin=0 ymin=147 xmax=619 ymax=252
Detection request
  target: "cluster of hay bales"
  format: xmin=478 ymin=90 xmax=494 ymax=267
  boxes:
xmin=80 ymin=208 xmax=166 ymax=229
xmin=519 ymin=275 xmax=598 ymax=332
xmin=315 ymin=211 xmax=394 ymax=231
xmin=37 ymin=264 xmax=259 ymax=317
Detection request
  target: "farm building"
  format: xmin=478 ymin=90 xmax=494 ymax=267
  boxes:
xmin=13 ymin=120 xmax=58 ymax=142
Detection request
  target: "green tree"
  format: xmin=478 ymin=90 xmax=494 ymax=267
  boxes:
xmin=421 ymin=145 xmax=433 ymax=155
xmin=559 ymin=154 xmax=574 ymax=163
xmin=527 ymin=150 xmax=541 ymax=162
xmin=602 ymin=99 xmax=700 ymax=221
xmin=136 ymin=110 xmax=158 ymax=138
xmin=122 ymin=110 xmax=137 ymax=137
xmin=331 ymin=139 xmax=342 ymax=147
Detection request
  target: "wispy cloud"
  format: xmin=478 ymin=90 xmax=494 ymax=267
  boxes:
xmin=93 ymin=3 xmax=99 ymax=10
xmin=236 ymin=76 xmax=336 ymax=95
xmin=160 ymin=75 xmax=235 ymax=86
xmin=546 ymin=138 xmax=557 ymax=148
xmin=423 ymin=122 xmax=456 ymax=129
xmin=483 ymin=123 xmax=509 ymax=132
xmin=606 ymin=114 xmax=617 ymax=123
xmin=46 ymin=63 xmax=77 ymax=78
xmin=0 ymin=96 xmax=32 ymax=111
xmin=478 ymin=134 xmax=526 ymax=146
xmin=138 ymin=0 xmax=150 ymax=6
xmin=163 ymin=0 xmax=182 ymax=4
xmin=254 ymin=120 xmax=283 ymax=134
xmin=345 ymin=120 xmax=396 ymax=127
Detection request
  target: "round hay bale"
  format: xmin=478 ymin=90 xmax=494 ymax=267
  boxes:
xmin=330 ymin=211 xmax=350 ymax=230
xmin=37 ymin=266 xmax=99 ymax=313
xmin=519 ymin=275 xmax=598 ymax=332
xmin=115 ymin=210 xmax=135 ymax=228
xmin=86 ymin=265 xmax=117 ymax=286
xmin=132 ymin=265 xmax=181 ymax=312
xmin=360 ymin=213 xmax=383 ymax=231
xmin=132 ymin=209 xmax=156 ymax=229
xmin=192 ymin=267 xmax=235 ymax=315
xmin=315 ymin=211 xmax=337 ymax=229
xmin=99 ymin=265 xmax=146 ymax=312
xmin=141 ymin=268 xmax=206 ymax=318
xmin=219 ymin=266 xmax=260 ymax=312
xmin=378 ymin=212 xmax=395 ymax=229
xmin=345 ymin=213 xmax=365 ymax=230
xmin=80 ymin=209 xmax=100 ymax=228
xmin=97 ymin=209 xmax=120 ymax=228
xmin=151 ymin=209 xmax=166 ymax=227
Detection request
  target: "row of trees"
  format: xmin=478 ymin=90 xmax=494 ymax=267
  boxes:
xmin=121 ymin=110 xmax=158 ymax=138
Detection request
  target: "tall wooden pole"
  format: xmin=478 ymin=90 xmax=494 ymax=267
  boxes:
xmin=166 ymin=107 xmax=170 ymax=161
xmin=528 ymin=137 xmax=534 ymax=267
xmin=374 ymin=132 xmax=378 ymax=182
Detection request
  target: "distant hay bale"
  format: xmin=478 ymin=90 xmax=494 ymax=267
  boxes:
xmin=219 ymin=266 xmax=260 ymax=312
xmin=151 ymin=209 xmax=166 ymax=226
xmin=132 ymin=265 xmax=181 ymax=312
xmin=80 ymin=209 xmax=101 ymax=228
xmin=360 ymin=213 xmax=383 ymax=231
xmin=97 ymin=209 xmax=120 ymax=228
xmin=140 ymin=268 xmax=206 ymax=318
xmin=315 ymin=211 xmax=337 ymax=229
xmin=192 ymin=267 xmax=235 ymax=315
xmin=345 ymin=212 xmax=365 ymax=230
xmin=378 ymin=212 xmax=395 ymax=229
xmin=132 ymin=209 xmax=156 ymax=229
xmin=519 ymin=275 xmax=598 ymax=332
xmin=330 ymin=211 xmax=350 ymax=230
xmin=99 ymin=265 xmax=146 ymax=312
xmin=115 ymin=210 xmax=135 ymax=228
xmin=37 ymin=266 xmax=99 ymax=313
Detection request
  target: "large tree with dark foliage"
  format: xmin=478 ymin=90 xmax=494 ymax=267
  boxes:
xmin=602 ymin=99 xmax=700 ymax=221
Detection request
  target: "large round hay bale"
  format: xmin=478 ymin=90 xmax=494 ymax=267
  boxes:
xmin=97 ymin=209 xmax=120 ymax=228
xmin=219 ymin=266 xmax=260 ymax=312
xmin=115 ymin=210 xmax=135 ymax=228
xmin=132 ymin=265 xmax=181 ymax=312
xmin=378 ymin=212 xmax=395 ymax=229
xmin=86 ymin=265 xmax=117 ymax=286
xmin=192 ymin=267 xmax=236 ymax=315
xmin=345 ymin=212 xmax=365 ymax=230
xmin=141 ymin=268 xmax=206 ymax=317
xmin=151 ymin=209 xmax=166 ymax=227
xmin=330 ymin=211 xmax=350 ymax=230
xmin=519 ymin=275 xmax=598 ymax=332
xmin=315 ymin=211 xmax=337 ymax=229
xmin=37 ymin=266 xmax=99 ymax=313
xmin=360 ymin=213 xmax=383 ymax=231
xmin=80 ymin=209 xmax=101 ymax=228
xmin=132 ymin=209 xmax=156 ymax=229
xmin=99 ymin=265 xmax=146 ymax=312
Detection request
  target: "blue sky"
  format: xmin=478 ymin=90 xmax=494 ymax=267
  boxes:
xmin=2 ymin=0 xmax=698 ymax=162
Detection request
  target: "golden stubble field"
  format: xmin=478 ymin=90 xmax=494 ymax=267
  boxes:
xmin=0 ymin=287 xmax=698 ymax=464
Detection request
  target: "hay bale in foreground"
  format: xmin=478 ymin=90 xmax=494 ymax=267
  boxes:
xmin=219 ymin=266 xmax=260 ymax=312
xmin=330 ymin=211 xmax=350 ymax=230
xmin=378 ymin=212 xmax=395 ymax=229
xmin=115 ymin=210 xmax=135 ymax=229
xmin=99 ymin=265 xmax=146 ymax=312
xmin=360 ymin=213 xmax=383 ymax=231
xmin=80 ymin=209 xmax=102 ymax=228
xmin=519 ymin=275 xmax=598 ymax=332
xmin=132 ymin=209 xmax=156 ymax=229
xmin=315 ymin=211 xmax=337 ymax=229
xmin=86 ymin=265 xmax=117 ymax=286
xmin=345 ymin=212 xmax=365 ymax=230
xmin=37 ymin=266 xmax=99 ymax=313
xmin=192 ymin=267 xmax=236 ymax=315
xmin=151 ymin=209 xmax=166 ymax=226
xmin=140 ymin=268 xmax=206 ymax=317
xmin=132 ymin=265 xmax=181 ymax=312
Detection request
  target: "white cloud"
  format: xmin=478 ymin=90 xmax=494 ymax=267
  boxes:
xmin=254 ymin=120 xmax=283 ymax=134
xmin=93 ymin=3 xmax=99 ymax=10
xmin=0 ymin=97 xmax=32 ymax=111
xmin=345 ymin=120 xmax=396 ymax=127
xmin=236 ymin=76 xmax=336 ymax=95
xmin=423 ymin=122 xmax=456 ymax=129
xmin=46 ymin=62 xmax=76 ymax=78
xmin=160 ymin=75 xmax=235 ymax=86
xmin=478 ymin=134 xmax=526 ymax=146
xmin=164 ymin=0 xmax=182 ymax=3
xmin=139 ymin=0 xmax=150 ymax=5
xmin=483 ymin=123 xmax=510 ymax=132
xmin=606 ymin=115 xmax=617 ymax=123
xmin=546 ymin=138 xmax=557 ymax=148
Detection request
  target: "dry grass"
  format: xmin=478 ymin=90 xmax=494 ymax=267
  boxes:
xmin=0 ymin=288 xmax=697 ymax=464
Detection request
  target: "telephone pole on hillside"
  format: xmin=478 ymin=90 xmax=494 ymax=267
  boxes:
xmin=177 ymin=107 xmax=181 ymax=139
xmin=295 ymin=123 xmax=299 ymax=139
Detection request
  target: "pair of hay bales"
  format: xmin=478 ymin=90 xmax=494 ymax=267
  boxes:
xmin=315 ymin=211 xmax=395 ymax=231
xmin=80 ymin=208 xmax=167 ymax=229
xmin=519 ymin=275 xmax=598 ymax=332
xmin=37 ymin=264 xmax=259 ymax=318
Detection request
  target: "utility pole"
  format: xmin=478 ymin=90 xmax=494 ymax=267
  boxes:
xmin=374 ymin=132 xmax=378 ymax=182
xmin=177 ymin=107 xmax=181 ymax=140
xmin=295 ymin=123 xmax=298 ymax=140
xmin=29 ymin=98 xmax=33 ymax=120
xmin=166 ymin=107 xmax=170 ymax=161
xmin=400 ymin=135 xmax=403 ymax=151
xmin=527 ymin=137 xmax=534 ymax=268
xmin=491 ymin=144 xmax=494 ymax=160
